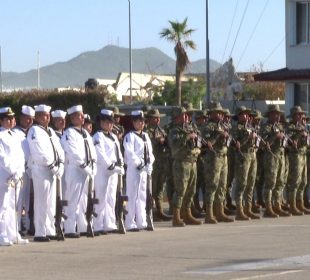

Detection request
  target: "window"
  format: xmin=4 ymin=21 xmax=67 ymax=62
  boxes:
xmin=296 ymin=2 xmax=310 ymax=44
xmin=294 ymin=83 xmax=310 ymax=113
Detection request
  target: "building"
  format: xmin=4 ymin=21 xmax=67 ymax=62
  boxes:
xmin=254 ymin=0 xmax=310 ymax=114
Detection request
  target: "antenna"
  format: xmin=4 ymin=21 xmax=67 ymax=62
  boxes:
xmin=37 ymin=50 xmax=40 ymax=90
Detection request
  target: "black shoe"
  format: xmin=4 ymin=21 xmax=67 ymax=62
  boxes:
xmin=106 ymin=229 xmax=118 ymax=234
xmin=47 ymin=235 xmax=58 ymax=240
xmin=127 ymin=228 xmax=140 ymax=232
xmin=94 ymin=230 xmax=107 ymax=236
xmin=64 ymin=233 xmax=80 ymax=238
xmin=27 ymin=229 xmax=35 ymax=236
xmin=33 ymin=236 xmax=50 ymax=242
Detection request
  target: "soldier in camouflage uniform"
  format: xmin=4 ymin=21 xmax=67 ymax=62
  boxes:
xmin=250 ymin=110 xmax=264 ymax=213
xmin=260 ymin=104 xmax=290 ymax=218
xmin=110 ymin=106 xmax=125 ymax=142
xmin=201 ymin=102 xmax=234 ymax=223
xmin=222 ymin=109 xmax=236 ymax=213
xmin=233 ymin=106 xmax=260 ymax=220
xmin=303 ymin=115 xmax=310 ymax=208
xmin=168 ymin=107 xmax=202 ymax=227
xmin=193 ymin=110 xmax=208 ymax=213
xmin=145 ymin=108 xmax=171 ymax=221
xmin=286 ymin=106 xmax=310 ymax=215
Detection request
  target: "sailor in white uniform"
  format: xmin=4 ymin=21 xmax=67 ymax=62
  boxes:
xmin=27 ymin=104 xmax=65 ymax=242
xmin=51 ymin=110 xmax=67 ymax=139
xmin=61 ymin=105 xmax=97 ymax=238
xmin=12 ymin=105 xmax=35 ymax=235
xmin=93 ymin=109 xmax=124 ymax=234
xmin=123 ymin=110 xmax=154 ymax=231
xmin=0 ymin=107 xmax=28 ymax=245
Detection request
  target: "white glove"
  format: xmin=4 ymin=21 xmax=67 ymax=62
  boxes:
xmin=50 ymin=165 xmax=59 ymax=176
xmin=83 ymin=166 xmax=93 ymax=177
xmin=58 ymin=163 xmax=64 ymax=178
xmin=10 ymin=173 xmax=21 ymax=186
xmin=114 ymin=166 xmax=125 ymax=175
xmin=92 ymin=164 xmax=97 ymax=176
xmin=146 ymin=164 xmax=153 ymax=175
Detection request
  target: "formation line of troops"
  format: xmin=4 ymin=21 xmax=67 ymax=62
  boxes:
xmin=0 ymin=101 xmax=309 ymax=246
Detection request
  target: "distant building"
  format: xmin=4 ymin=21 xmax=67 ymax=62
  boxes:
xmin=88 ymin=72 xmax=196 ymax=103
xmin=254 ymin=0 xmax=310 ymax=115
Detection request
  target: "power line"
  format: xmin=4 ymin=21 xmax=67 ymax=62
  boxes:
xmin=229 ymin=0 xmax=250 ymax=58
xmin=236 ymin=0 xmax=270 ymax=70
xmin=262 ymin=36 xmax=285 ymax=67
xmin=221 ymin=0 xmax=239 ymax=64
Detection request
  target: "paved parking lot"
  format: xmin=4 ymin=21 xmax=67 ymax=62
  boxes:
xmin=1 ymin=215 xmax=310 ymax=280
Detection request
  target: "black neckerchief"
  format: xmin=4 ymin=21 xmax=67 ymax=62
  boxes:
xmin=133 ymin=130 xmax=150 ymax=165
xmin=33 ymin=124 xmax=60 ymax=167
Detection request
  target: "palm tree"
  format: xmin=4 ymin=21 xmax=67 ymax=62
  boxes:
xmin=160 ymin=18 xmax=196 ymax=106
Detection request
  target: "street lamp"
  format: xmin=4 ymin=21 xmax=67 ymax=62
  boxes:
xmin=37 ymin=50 xmax=40 ymax=90
xmin=205 ymin=0 xmax=211 ymax=105
xmin=0 ymin=46 xmax=2 ymax=93
xmin=128 ymin=0 xmax=133 ymax=104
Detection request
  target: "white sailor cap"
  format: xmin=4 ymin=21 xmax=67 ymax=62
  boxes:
xmin=96 ymin=109 xmax=114 ymax=122
xmin=0 ymin=107 xmax=15 ymax=117
xmin=21 ymin=105 xmax=35 ymax=117
xmin=84 ymin=114 xmax=94 ymax=123
xmin=51 ymin=110 xmax=67 ymax=119
xmin=67 ymin=105 xmax=83 ymax=115
xmin=131 ymin=110 xmax=145 ymax=120
xmin=34 ymin=104 xmax=51 ymax=113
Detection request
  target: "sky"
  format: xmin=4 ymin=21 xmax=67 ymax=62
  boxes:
xmin=0 ymin=0 xmax=285 ymax=73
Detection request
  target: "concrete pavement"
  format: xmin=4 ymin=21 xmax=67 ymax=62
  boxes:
xmin=1 ymin=215 xmax=310 ymax=280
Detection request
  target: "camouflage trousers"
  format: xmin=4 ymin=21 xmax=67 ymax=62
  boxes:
xmin=152 ymin=156 xmax=172 ymax=203
xmin=263 ymin=150 xmax=285 ymax=203
xmin=172 ymin=160 xmax=197 ymax=209
xmin=203 ymin=152 xmax=227 ymax=205
xmin=234 ymin=151 xmax=257 ymax=205
xmin=286 ymin=152 xmax=307 ymax=201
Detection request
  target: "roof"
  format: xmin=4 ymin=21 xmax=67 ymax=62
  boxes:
xmin=254 ymin=68 xmax=310 ymax=82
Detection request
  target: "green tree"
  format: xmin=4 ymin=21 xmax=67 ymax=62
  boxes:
xmin=159 ymin=18 xmax=196 ymax=106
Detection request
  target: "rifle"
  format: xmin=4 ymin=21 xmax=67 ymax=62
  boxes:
xmin=85 ymin=175 xmax=99 ymax=237
xmin=146 ymin=174 xmax=154 ymax=231
xmin=55 ymin=176 xmax=68 ymax=241
xmin=116 ymin=174 xmax=128 ymax=234
xmin=28 ymin=179 xmax=35 ymax=235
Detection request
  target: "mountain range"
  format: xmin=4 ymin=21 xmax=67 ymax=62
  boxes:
xmin=2 ymin=45 xmax=221 ymax=90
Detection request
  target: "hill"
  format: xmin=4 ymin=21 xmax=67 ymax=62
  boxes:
xmin=2 ymin=45 xmax=221 ymax=89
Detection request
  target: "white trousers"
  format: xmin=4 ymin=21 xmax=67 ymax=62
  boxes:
xmin=94 ymin=170 xmax=118 ymax=231
xmin=0 ymin=180 xmax=9 ymax=242
xmin=32 ymin=165 xmax=56 ymax=237
xmin=64 ymin=165 xmax=88 ymax=234
xmin=125 ymin=165 xmax=147 ymax=230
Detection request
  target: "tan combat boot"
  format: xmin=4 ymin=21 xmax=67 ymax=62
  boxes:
xmin=183 ymin=208 xmax=202 ymax=225
xmin=273 ymin=201 xmax=291 ymax=217
xmin=296 ymin=200 xmax=310 ymax=215
xmin=289 ymin=193 xmax=303 ymax=216
xmin=204 ymin=204 xmax=218 ymax=224
xmin=214 ymin=202 xmax=234 ymax=222
xmin=172 ymin=208 xmax=185 ymax=227
xmin=155 ymin=200 xmax=172 ymax=221
xmin=235 ymin=204 xmax=251 ymax=221
xmin=263 ymin=201 xmax=279 ymax=218
xmin=244 ymin=203 xmax=261 ymax=219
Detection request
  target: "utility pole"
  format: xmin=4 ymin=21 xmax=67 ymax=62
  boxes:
xmin=0 ymin=46 xmax=2 ymax=93
xmin=37 ymin=50 xmax=40 ymax=90
xmin=205 ymin=0 xmax=211 ymax=105
xmin=128 ymin=0 xmax=133 ymax=104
